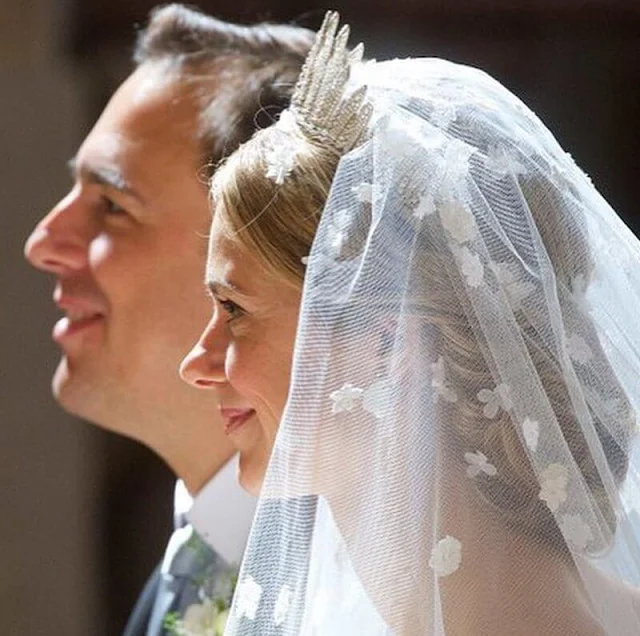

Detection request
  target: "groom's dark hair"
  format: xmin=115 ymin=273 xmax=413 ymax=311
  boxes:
xmin=134 ymin=4 xmax=314 ymax=177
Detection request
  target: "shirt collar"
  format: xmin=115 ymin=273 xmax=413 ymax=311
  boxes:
xmin=174 ymin=456 xmax=257 ymax=566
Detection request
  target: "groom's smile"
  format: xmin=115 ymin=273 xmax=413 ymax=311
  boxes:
xmin=52 ymin=281 xmax=108 ymax=353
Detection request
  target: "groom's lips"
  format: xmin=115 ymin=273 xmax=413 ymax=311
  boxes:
xmin=53 ymin=294 xmax=106 ymax=348
xmin=219 ymin=408 xmax=255 ymax=435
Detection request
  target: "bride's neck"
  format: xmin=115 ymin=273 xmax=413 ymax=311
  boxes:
xmin=438 ymin=464 xmax=603 ymax=636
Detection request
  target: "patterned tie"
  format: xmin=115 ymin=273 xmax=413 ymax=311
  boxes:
xmin=146 ymin=525 xmax=231 ymax=635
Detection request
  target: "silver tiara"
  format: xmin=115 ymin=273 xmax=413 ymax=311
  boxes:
xmin=264 ymin=12 xmax=372 ymax=185
xmin=290 ymin=11 xmax=372 ymax=153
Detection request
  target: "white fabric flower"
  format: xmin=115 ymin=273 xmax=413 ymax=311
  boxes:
xmin=569 ymin=273 xmax=589 ymax=311
xmin=484 ymin=145 xmax=526 ymax=178
xmin=362 ymin=378 xmax=394 ymax=420
xmin=456 ymin=246 xmax=484 ymax=288
xmin=477 ymin=383 xmax=513 ymax=419
xmin=265 ymin=134 xmax=298 ymax=185
xmin=273 ymin=584 xmax=293 ymax=626
xmin=566 ymin=333 xmax=593 ymax=364
xmin=327 ymin=212 xmax=352 ymax=256
xmin=330 ymin=383 xmax=365 ymax=414
xmin=236 ymin=576 xmax=263 ymax=621
xmin=539 ymin=463 xmax=569 ymax=512
xmin=413 ymin=193 xmax=436 ymax=220
xmin=327 ymin=208 xmax=353 ymax=258
xmin=439 ymin=201 xmax=475 ymax=243
xmin=274 ymin=108 xmax=297 ymax=132
xmin=429 ymin=536 xmax=462 ymax=578
xmin=331 ymin=232 xmax=345 ymax=254
xmin=352 ymin=182 xmax=374 ymax=204
xmin=464 ymin=451 xmax=497 ymax=478
xmin=431 ymin=356 xmax=458 ymax=403
xmin=522 ymin=417 xmax=540 ymax=452
xmin=490 ymin=261 xmax=535 ymax=310
xmin=560 ymin=514 xmax=593 ymax=551
xmin=301 ymin=255 xmax=310 ymax=266
xmin=441 ymin=140 xmax=474 ymax=192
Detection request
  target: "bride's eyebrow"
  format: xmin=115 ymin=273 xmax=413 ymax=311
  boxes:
xmin=206 ymin=279 xmax=250 ymax=300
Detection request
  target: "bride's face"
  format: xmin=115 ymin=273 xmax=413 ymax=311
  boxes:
xmin=180 ymin=212 xmax=301 ymax=495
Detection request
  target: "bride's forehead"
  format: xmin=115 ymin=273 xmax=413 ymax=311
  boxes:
xmin=206 ymin=218 xmax=269 ymax=288
xmin=207 ymin=222 xmax=245 ymax=273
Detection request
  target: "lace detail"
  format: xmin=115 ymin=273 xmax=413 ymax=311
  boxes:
xmin=273 ymin=585 xmax=293 ymax=626
xmin=522 ymin=418 xmax=540 ymax=452
xmin=235 ymin=576 xmax=262 ymax=621
xmin=477 ymin=384 xmax=513 ymax=419
xmin=538 ymin=464 xmax=569 ymax=512
xmin=465 ymin=451 xmax=497 ymax=478
xmin=560 ymin=514 xmax=593 ymax=551
xmin=330 ymin=384 xmax=365 ymax=414
xmin=429 ymin=536 xmax=462 ymax=578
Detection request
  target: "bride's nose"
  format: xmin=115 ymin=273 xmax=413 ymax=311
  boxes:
xmin=180 ymin=320 xmax=227 ymax=388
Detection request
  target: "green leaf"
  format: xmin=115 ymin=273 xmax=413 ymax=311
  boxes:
xmin=162 ymin=611 xmax=181 ymax=635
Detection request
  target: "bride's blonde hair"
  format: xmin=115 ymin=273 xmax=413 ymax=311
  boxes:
xmin=211 ymin=124 xmax=338 ymax=288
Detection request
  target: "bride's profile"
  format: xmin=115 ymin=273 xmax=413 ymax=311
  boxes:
xmin=181 ymin=12 xmax=640 ymax=634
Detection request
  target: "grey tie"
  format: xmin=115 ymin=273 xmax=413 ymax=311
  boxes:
xmin=146 ymin=525 xmax=229 ymax=635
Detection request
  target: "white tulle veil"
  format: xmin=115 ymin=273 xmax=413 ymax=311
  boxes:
xmin=222 ymin=14 xmax=640 ymax=636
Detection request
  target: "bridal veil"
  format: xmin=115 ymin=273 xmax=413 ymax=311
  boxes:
xmin=222 ymin=14 xmax=640 ymax=635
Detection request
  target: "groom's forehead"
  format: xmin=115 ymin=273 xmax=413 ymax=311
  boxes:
xmin=76 ymin=67 xmax=212 ymax=198
xmin=104 ymin=65 xmax=204 ymax=142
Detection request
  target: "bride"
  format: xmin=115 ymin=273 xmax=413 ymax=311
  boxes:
xmin=181 ymin=12 xmax=640 ymax=635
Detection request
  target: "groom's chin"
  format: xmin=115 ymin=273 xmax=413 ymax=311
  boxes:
xmin=52 ymin=356 xmax=74 ymax=405
xmin=51 ymin=356 xmax=109 ymax=426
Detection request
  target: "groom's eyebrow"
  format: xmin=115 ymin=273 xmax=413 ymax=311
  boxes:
xmin=67 ymin=156 xmax=144 ymax=203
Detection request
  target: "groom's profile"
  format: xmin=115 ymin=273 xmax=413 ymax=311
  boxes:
xmin=24 ymin=4 xmax=312 ymax=634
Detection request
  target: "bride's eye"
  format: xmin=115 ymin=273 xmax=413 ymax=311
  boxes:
xmin=100 ymin=195 xmax=128 ymax=216
xmin=219 ymin=298 xmax=245 ymax=321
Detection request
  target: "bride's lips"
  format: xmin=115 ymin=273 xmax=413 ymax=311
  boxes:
xmin=219 ymin=408 xmax=256 ymax=435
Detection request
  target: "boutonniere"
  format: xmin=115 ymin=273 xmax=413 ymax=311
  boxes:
xmin=163 ymin=564 xmax=238 ymax=636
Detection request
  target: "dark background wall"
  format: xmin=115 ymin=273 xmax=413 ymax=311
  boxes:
xmin=2 ymin=1 xmax=638 ymax=634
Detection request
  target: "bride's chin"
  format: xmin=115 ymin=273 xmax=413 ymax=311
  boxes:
xmin=237 ymin=451 xmax=267 ymax=497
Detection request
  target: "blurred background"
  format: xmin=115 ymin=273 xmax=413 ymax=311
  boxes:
xmin=1 ymin=0 xmax=639 ymax=633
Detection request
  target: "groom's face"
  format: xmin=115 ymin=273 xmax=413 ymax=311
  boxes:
xmin=24 ymin=63 xmax=219 ymax=440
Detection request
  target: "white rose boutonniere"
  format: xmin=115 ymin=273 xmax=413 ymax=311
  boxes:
xmin=163 ymin=570 xmax=237 ymax=636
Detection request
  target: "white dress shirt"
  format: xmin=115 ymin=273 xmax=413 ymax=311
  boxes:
xmin=173 ymin=456 xmax=256 ymax=566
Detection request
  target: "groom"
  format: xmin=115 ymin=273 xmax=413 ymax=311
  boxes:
xmin=24 ymin=4 xmax=312 ymax=634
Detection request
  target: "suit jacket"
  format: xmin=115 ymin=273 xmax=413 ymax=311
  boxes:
xmin=122 ymin=529 xmax=228 ymax=636
xmin=122 ymin=563 xmax=162 ymax=636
